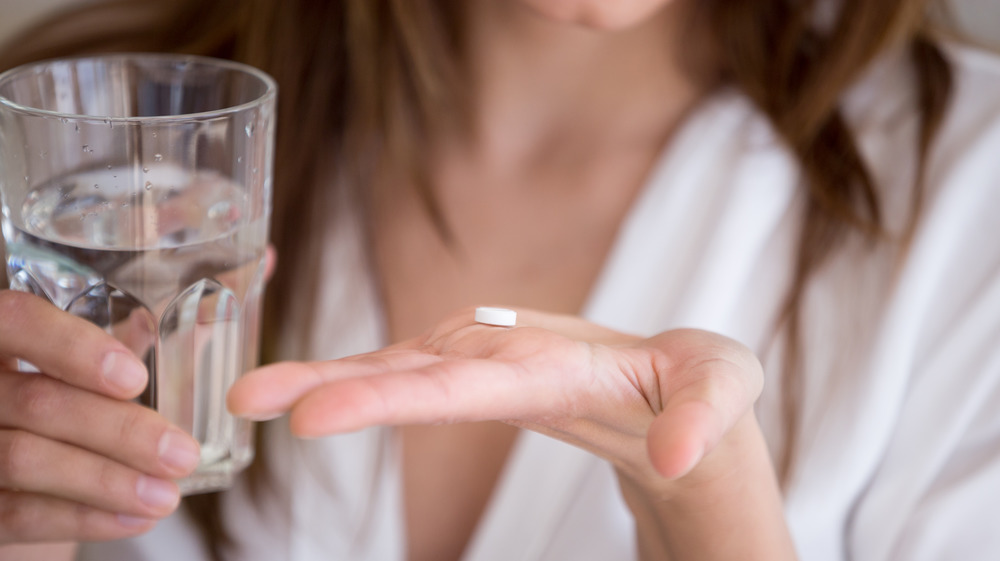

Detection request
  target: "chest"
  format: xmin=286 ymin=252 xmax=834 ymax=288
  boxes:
xmin=372 ymin=164 xmax=648 ymax=341
xmin=370 ymin=153 xmax=652 ymax=561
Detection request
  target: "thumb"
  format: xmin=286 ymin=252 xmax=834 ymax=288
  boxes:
xmin=647 ymin=396 xmax=725 ymax=480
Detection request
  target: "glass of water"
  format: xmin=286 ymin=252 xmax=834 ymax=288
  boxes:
xmin=0 ymin=54 xmax=276 ymax=494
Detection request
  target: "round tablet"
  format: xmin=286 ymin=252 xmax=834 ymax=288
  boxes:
xmin=474 ymin=307 xmax=517 ymax=327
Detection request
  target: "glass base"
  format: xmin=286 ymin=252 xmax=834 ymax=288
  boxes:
xmin=179 ymin=471 xmax=236 ymax=496
xmin=177 ymin=451 xmax=254 ymax=495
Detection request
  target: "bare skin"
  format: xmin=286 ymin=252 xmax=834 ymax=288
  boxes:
xmin=0 ymin=291 xmax=199 ymax=558
xmin=234 ymin=2 xmax=793 ymax=561
xmin=0 ymin=1 xmax=798 ymax=561
xmin=376 ymin=2 xmax=704 ymax=560
xmin=0 ymin=246 xmax=278 ymax=560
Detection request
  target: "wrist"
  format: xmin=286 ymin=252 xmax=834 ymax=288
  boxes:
xmin=616 ymin=412 xmax=796 ymax=560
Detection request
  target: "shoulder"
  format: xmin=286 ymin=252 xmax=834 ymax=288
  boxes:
xmin=944 ymin=41 xmax=1000 ymax=94
xmin=844 ymin=40 xmax=1000 ymax=149
xmin=920 ymin=43 xmax=1000 ymax=239
xmin=891 ymin=43 xmax=1000 ymax=376
xmin=843 ymin=41 xmax=1000 ymax=229
xmin=833 ymin=41 xmax=1000 ymax=367
xmin=906 ymin=44 xmax=1000 ymax=307
xmin=931 ymin=43 xmax=1000 ymax=176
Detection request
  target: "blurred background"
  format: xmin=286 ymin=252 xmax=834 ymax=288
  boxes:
xmin=950 ymin=0 xmax=1000 ymax=47
xmin=2 ymin=0 xmax=999 ymax=56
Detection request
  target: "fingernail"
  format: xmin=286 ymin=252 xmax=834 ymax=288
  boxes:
xmin=158 ymin=430 xmax=201 ymax=474
xmin=102 ymin=352 xmax=148 ymax=394
xmin=241 ymin=411 xmax=282 ymax=422
xmin=117 ymin=514 xmax=155 ymax=528
xmin=136 ymin=475 xmax=179 ymax=510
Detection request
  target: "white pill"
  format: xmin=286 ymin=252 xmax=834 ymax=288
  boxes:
xmin=475 ymin=307 xmax=516 ymax=327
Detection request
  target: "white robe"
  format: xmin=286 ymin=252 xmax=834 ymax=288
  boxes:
xmin=78 ymin=43 xmax=1000 ymax=561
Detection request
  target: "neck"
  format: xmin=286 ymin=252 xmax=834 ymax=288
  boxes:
xmin=457 ymin=0 xmax=714 ymax=165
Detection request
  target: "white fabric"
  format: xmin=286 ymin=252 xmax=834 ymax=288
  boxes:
xmin=77 ymin=43 xmax=1000 ymax=561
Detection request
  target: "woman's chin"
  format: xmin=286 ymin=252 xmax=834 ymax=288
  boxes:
xmin=518 ymin=0 xmax=677 ymax=31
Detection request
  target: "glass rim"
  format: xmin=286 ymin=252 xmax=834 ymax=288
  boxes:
xmin=0 ymin=52 xmax=278 ymax=124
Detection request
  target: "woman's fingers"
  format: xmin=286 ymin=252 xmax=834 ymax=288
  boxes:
xmin=285 ymin=357 xmax=550 ymax=436
xmin=0 ymin=372 xmax=200 ymax=480
xmin=0 ymin=490 xmax=156 ymax=544
xmin=0 ymin=291 xmax=198 ymax=544
xmin=0 ymin=430 xmax=180 ymax=520
xmin=0 ymin=374 xmax=196 ymax=532
xmin=0 ymin=291 xmax=148 ymax=399
xmin=230 ymin=322 xmax=602 ymax=432
xmin=227 ymin=307 xmax=615 ymax=423
xmin=228 ymin=349 xmax=455 ymax=420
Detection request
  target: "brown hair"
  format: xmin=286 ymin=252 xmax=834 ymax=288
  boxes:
xmin=0 ymin=0 xmax=954 ymax=556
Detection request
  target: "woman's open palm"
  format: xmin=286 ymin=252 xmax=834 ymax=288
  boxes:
xmin=228 ymin=307 xmax=764 ymax=488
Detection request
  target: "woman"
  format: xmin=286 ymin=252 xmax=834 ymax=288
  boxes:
xmin=1 ymin=0 xmax=998 ymax=560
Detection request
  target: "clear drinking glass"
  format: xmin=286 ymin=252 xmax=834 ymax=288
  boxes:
xmin=0 ymin=54 xmax=276 ymax=494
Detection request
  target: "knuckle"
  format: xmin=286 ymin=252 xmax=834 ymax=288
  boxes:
xmin=0 ymin=492 xmax=39 ymax=539
xmin=73 ymin=501 xmax=112 ymax=541
xmin=12 ymin=375 xmax=63 ymax=426
xmin=0 ymin=290 xmax=28 ymax=316
xmin=94 ymin=457 xmax=122 ymax=500
xmin=60 ymin=335 xmax=100 ymax=380
xmin=71 ymin=500 xmax=93 ymax=539
xmin=0 ymin=494 xmax=13 ymax=542
xmin=0 ymin=431 xmax=38 ymax=488
xmin=0 ymin=291 xmax=34 ymax=335
xmin=116 ymin=405 xmax=147 ymax=447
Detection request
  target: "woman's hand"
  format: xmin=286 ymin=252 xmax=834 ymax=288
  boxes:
xmin=230 ymin=307 xmax=798 ymax=559
xmin=228 ymin=307 xmax=763 ymax=492
xmin=0 ymin=290 xmax=199 ymax=544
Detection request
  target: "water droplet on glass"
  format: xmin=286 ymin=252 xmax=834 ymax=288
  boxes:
xmin=74 ymin=124 xmax=80 ymax=133
xmin=145 ymin=181 xmax=153 ymax=190
xmin=152 ymin=132 xmax=157 ymax=138
xmin=23 ymin=175 xmax=29 ymax=183
xmin=107 ymin=164 xmax=113 ymax=170
xmin=237 ymin=156 xmax=243 ymax=163
xmin=143 ymin=167 xmax=150 ymax=173
xmin=93 ymin=184 xmax=99 ymax=189
xmin=245 ymin=123 xmax=254 ymax=137
xmin=154 ymin=154 xmax=163 ymax=162
xmin=82 ymin=145 xmax=90 ymax=152
xmin=61 ymin=118 xmax=69 ymax=124
xmin=251 ymin=168 xmax=258 ymax=175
